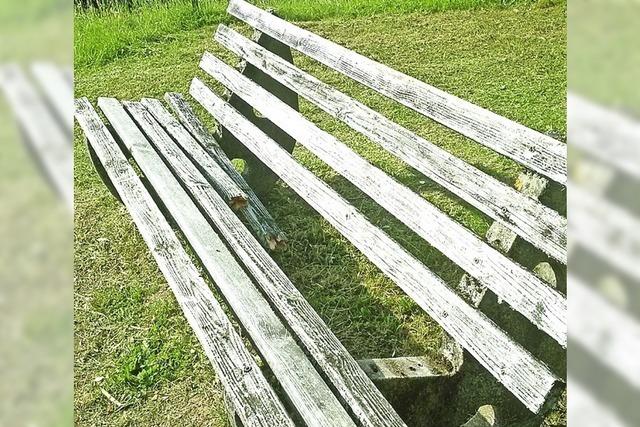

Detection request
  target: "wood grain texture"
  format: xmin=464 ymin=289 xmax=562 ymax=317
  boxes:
xmin=357 ymin=356 xmax=453 ymax=382
xmin=199 ymin=53 xmax=567 ymax=347
xmin=0 ymin=64 xmax=73 ymax=210
xmin=101 ymin=97 xmax=356 ymax=427
xmin=164 ymin=92 xmax=286 ymax=250
xmin=31 ymin=62 xmax=73 ymax=133
xmin=74 ymin=98 xmax=294 ymax=427
xmin=140 ymin=97 xmax=248 ymax=210
xmin=190 ymin=78 xmax=561 ymax=413
xmin=227 ymin=0 xmax=567 ymax=185
xmin=459 ymin=172 xmax=549 ymax=306
xmin=136 ymin=100 xmax=407 ymax=427
xmin=215 ymin=24 xmax=567 ymax=263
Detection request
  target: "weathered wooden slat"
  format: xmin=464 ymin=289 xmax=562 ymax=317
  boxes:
xmin=569 ymin=274 xmax=640 ymax=390
xmin=459 ymin=172 xmax=549 ymax=307
xmin=164 ymin=92 xmax=286 ymax=250
xmin=0 ymin=65 xmax=73 ymax=210
xmin=214 ymin=24 xmax=567 ymax=263
xmin=190 ymin=78 xmax=561 ymax=413
xmin=139 ymin=98 xmax=248 ymax=210
xmin=132 ymin=100 xmax=407 ymax=427
xmin=569 ymin=185 xmax=640 ymax=283
xmin=357 ymin=356 xmax=454 ymax=382
xmin=199 ymin=53 xmax=567 ymax=347
xmin=101 ymin=97 xmax=356 ymax=427
xmin=31 ymin=62 xmax=73 ymax=133
xmin=74 ymin=98 xmax=294 ymax=427
xmin=569 ymin=93 xmax=640 ymax=180
xmin=568 ymin=378 xmax=628 ymax=427
xmin=226 ymin=0 xmax=567 ymax=185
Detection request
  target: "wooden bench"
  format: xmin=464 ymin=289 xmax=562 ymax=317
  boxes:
xmin=0 ymin=63 xmax=73 ymax=210
xmin=75 ymin=0 xmax=566 ymax=424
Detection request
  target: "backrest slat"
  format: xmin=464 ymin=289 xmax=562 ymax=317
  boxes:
xmin=568 ymin=93 xmax=640 ymax=180
xmin=32 ymin=62 xmax=73 ymax=133
xmin=100 ymin=97 xmax=357 ymax=427
xmin=199 ymin=52 xmax=567 ymax=347
xmin=0 ymin=65 xmax=73 ymax=210
xmin=569 ymin=274 xmax=640 ymax=390
xmin=569 ymin=185 xmax=640 ymax=283
xmin=190 ymin=77 xmax=561 ymax=414
xmin=227 ymin=0 xmax=567 ymax=185
xmin=74 ymin=98 xmax=295 ymax=427
xmin=141 ymin=97 xmax=407 ymax=427
xmin=215 ymin=24 xmax=567 ymax=263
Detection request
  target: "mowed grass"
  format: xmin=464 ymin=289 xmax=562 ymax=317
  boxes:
xmin=74 ymin=3 xmax=566 ymax=426
xmin=74 ymin=0 xmax=560 ymax=68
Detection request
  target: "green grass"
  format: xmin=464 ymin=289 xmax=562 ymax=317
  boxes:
xmin=569 ymin=0 xmax=640 ymax=114
xmin=74 ymin=2 xmax=566 ymax=425
xmin=75 ymin=0 xmax=560 ymax=69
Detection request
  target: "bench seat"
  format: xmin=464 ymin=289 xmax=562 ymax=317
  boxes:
xmin=75 ymin=96 xmax=408 ymax=426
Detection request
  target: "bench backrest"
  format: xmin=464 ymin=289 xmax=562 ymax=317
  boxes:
xmin=191 ymin=0 xmax=566 ymax=414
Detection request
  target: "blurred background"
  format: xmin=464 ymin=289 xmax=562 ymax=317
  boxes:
xmin=0 ymin=1 xmax=72 ymax=426
xmin=1 ymin=0 xmax=639 ymax=425
xmin=568 ymin=0 xmax=640 ymax=425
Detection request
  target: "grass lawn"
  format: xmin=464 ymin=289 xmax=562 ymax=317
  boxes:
xmin=74 ymin=1 xmax=566 ymax=425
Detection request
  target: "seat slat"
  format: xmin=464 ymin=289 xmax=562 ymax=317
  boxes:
xmin=190 ymin=78 xmax=561 ymax=413
xmin=199 ymin=53 xmax=567 ymax=347
xmin=100 ymin=97 xmax=356 ymax=427
xmin=0 ymin=65 xmax=73 ymax=210
xmin=139 ymin=97 xmax=407 ymax=427
xmin=32 ymin=62 xmax=73 ymax=133
xmin=74 ymin=98 xmax=294 ymax=427
xmin=227 ymin=0 xmax=567 ymax=185
xmin=214 ymin=24 xmax=567 ymax=263
xmin=162 ymin=92 xmax=286 ymax=250
xmin=136 ymin=97 xmax=248 ymax=209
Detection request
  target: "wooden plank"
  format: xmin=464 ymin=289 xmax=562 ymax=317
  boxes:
xmin=198 ymin=53 xmax=567 ymax=347
xmin=226 ymin=0 xmax=567 ymax=185
xmin=31 ymin=62 xmax=73 ymax=133
xmin=357 ymin=356 xmax=454 ymax=382
xmin=568 ymin=378 xmax=628 ymax=427
xmin=190 ymin=78 xmax=561 ymax=413
xmin=100 ymin=97 xmax=356 ymax=427
xmin=139 ymin=98 xmax=248 ymax=210
xmin=130 ymin=100 xmax=407 ymax=427
xmin=569 ymin=185 xmax=640 ymax=283
xmin=215 ymin=25 xmax=567 ymax=263
xmin=569 ymin=93 xmax=640 ymax=180
xmin=74 ymin=98 xmax=294 ymax=427
xmin=459 ymin=172 xmax=549 ymax=306
xmin=0 ymin=64 xmax=73 ymax=210
xmin=164 ymin=92 xmax=286 ymax=250
xmin=569 ymin=275 xmax=640 ymax=390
